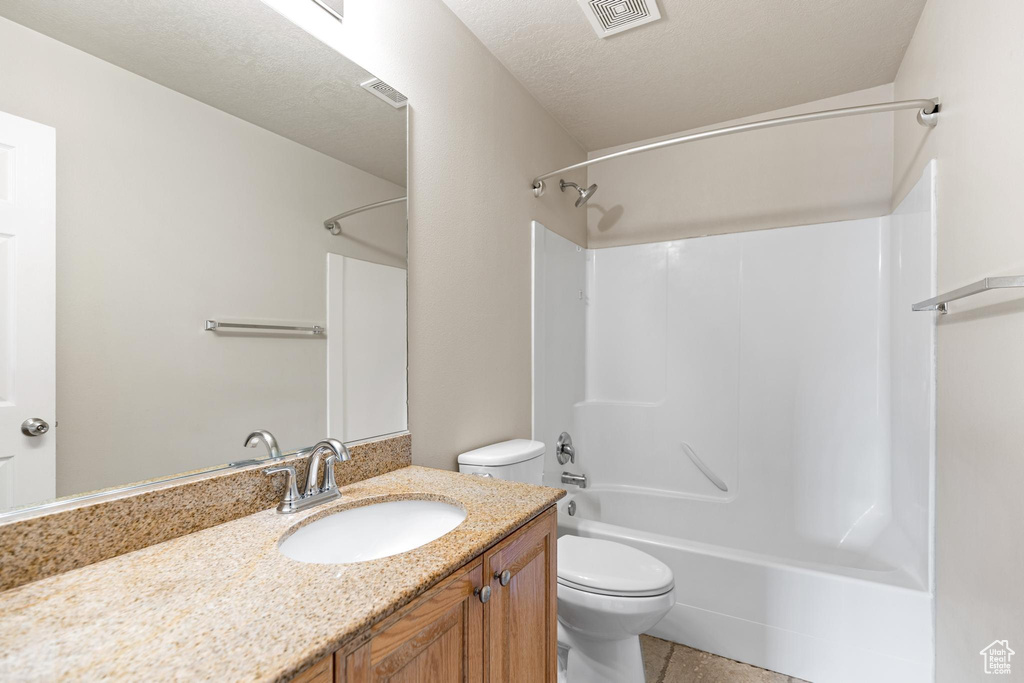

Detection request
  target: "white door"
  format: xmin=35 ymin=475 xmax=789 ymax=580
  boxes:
xmin=0 ymin=111 xmax=56 ymax=511
xmin=327 ymin=254 xmax=408 ymax=441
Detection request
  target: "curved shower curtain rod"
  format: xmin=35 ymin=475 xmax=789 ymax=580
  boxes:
xmin=324 ymin=196 xmax=407 ymax=234
xmin=530 ymin=98 xmax=940 ymax=196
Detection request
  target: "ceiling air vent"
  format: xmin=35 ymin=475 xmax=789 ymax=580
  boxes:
xmin=360 ymin=78 xmax=408 ymax=109
xmin=577 ymin=0 xmax=662 ymax=38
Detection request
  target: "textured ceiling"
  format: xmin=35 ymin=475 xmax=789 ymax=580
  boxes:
xmin=0 ymin=0 xmax=406 ymax=185
xmin=439 ymin=0 xmax=927 ymax=151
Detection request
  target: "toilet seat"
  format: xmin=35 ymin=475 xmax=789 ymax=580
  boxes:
xmin=557 ymin=536 xmax=674 ymax=597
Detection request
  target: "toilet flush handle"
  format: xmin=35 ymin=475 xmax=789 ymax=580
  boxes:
xmin=494 ymin=569 xmax=511 ymax=586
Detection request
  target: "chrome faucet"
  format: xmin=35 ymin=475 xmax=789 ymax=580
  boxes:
xmin=229 ymin=429 xmax=285 ymax=467
xmin=245 ymin=430 xmax=282 ymax=459
xmin=561 ymin=471 xmax=588 ymax=489
xmin=265 ymin=438 xmax=351 ymax=514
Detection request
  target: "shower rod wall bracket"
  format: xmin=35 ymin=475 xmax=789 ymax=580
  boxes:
xmin=917 ymin=102 xmax=941 ymax=128
xmin=530 ymin=98 xmax=940 ymax=192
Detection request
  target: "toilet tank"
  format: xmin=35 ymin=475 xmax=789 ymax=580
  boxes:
xmin=458 ymin=439 xmax=545 ymax=485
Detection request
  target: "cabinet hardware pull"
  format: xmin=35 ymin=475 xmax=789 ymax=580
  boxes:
xmin=474 ymin=586 xmax=491 ymax=603
xmin=495 ymin=569 xmax=511 ymax=586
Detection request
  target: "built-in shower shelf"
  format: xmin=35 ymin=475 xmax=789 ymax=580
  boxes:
xmin=912 ymin=276 xmax=1024 ymax=314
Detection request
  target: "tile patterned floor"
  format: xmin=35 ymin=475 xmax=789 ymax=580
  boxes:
xmin=641 ymin=635 xmax=809 ymax=683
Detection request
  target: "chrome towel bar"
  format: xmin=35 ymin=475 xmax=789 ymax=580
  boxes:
xmin=205 ymin=320 xmax=324 ymax=335
xmin=912 ymin=276 xmax=1024 ymax=314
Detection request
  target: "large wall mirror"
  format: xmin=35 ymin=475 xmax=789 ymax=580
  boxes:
xmin=0 ymin=0 xmax=408 ymax=513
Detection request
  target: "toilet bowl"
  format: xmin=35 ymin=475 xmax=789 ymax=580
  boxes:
xmin=456 ymin=441 xmax=675 ymax=682
xmin=556 ymin=535 xmax=675 ymax=683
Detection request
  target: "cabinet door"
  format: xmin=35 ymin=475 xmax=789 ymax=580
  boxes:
xmin=292 ymin=654 xmax=332 ymax=683
xmin=483 ymin=508 xmax=558 ymax=683
xmin=344 ymin=560 xmax=485 ymax=683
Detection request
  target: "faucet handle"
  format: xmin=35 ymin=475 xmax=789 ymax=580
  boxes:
xmin=320 ymin=444 xmax=351 ymax=493
xmin=265 ymin=465 xmax=300 ymax=513
xmin=321 ymin=454 xmax=339 ymax=493
xmin=556 ymin=432 xmax=575 ymax=465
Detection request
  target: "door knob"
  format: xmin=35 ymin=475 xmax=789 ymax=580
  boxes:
xmin=474 ymin=586 xmax=491 ymax=604
xmin=21 ymin=418 xmax=49 ymax=437
xmin=495 ymin=569 xmax=511 ymax=586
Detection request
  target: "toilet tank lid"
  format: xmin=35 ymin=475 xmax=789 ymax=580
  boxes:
xmin=457 ymin=439 xmax=545 ymax=466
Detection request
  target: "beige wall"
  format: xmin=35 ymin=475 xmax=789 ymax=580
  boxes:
xmin=893 ymin=1 xmax=1024 ymax=680
xmin=586 ymin=84 xmax=895 ymax=248
xmin=0 ymin=17 xmax=407 ymax=495
xmin=322 ymin=0 xmax=588 ymax=469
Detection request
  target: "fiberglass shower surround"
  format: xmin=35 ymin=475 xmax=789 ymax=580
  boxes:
xmin=532 ymin=164 xmax=937 ymax=683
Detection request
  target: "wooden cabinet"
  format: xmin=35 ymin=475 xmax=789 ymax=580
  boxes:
xmin=344 ymin=561 xmax=485 ymax=682
xmin=292 ymin=654 xmax=333 ymax=683
xmin=334 ymin=506 xmax=557 ymax=683
xmin=482 ymin=508 xmax=558 ymax=683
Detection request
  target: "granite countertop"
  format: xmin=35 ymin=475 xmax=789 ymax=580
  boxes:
xmin=0 ymin=466 xmax=564 ymax=681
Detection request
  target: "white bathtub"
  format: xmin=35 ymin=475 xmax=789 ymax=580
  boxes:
xmin=557 ymin=487 xmax=934 ymax=683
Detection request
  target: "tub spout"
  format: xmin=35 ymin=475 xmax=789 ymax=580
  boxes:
xmin=561 ymin=471 xmax=588 ymax=489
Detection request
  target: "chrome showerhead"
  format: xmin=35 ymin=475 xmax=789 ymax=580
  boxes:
xmin=559 ymin=180 xmax=598 ymax=207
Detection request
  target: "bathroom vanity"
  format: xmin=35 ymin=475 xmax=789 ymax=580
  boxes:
xmin=339 ymin=505 xmax=557 ymax=682
xmin=0 ymin=466 xmax=563 ymax=681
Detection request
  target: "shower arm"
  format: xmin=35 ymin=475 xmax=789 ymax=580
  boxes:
xmin=530 ymin=98 xmax=939 ymax=195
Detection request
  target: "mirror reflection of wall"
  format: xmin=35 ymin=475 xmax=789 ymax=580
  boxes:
xmin=0 ymin=0 xmax=408 ymax=512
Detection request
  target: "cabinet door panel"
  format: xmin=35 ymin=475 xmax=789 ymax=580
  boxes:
xmin=412 ymin=620 xmax=461 ymax=680
xmin=345 ymin=561 xmax=484 ymax=683
xmin=291 ymin=654 xmax=332 ymax=683
xmin=483 ymin=508 xmax=558 ymax=683
xmin=509 ymin=553 xmax=547 ymax=680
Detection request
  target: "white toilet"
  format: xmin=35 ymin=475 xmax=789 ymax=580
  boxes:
xmin=458 ymin=440 xmax=676 ymax=683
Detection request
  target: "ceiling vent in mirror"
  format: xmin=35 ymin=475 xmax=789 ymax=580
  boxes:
xmin=577 ymin=0 xmax=662 ymax=38
xmin=309 ymin=0 xmax=343 ymax=23
xmin=360 ymin=78 xmax=408 ymax=109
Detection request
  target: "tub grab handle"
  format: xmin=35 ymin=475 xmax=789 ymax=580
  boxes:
xmin=681 ymin=442 xmax=729 ymax=492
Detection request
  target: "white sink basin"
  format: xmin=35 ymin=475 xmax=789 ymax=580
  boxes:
xmin=278 ymin=499 xmax=467 ymax=564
